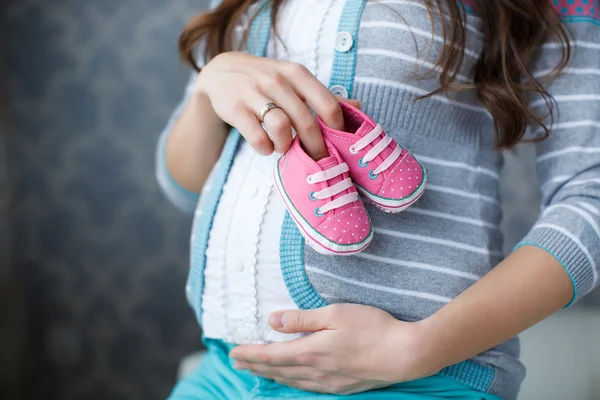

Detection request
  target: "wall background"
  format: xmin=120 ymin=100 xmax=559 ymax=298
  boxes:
xmin=6 ymin=1 xmax=210 ymax=399
xmin=4 ymin=1 xmax=598 ymax=399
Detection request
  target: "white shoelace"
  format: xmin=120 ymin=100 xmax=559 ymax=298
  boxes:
xmin=349 ymin=124 xmax=402 ymax=176
xmin=307 ymin=163 xmax=358 ymax=215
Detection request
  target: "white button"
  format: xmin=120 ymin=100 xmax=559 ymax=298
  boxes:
xmin=231 ymin=260 xmax=244 ymax=272
xmin=335 ymin=31 xmax=354 ymax=53
xmin=246 ymin=185 xmax=258 ymax=198
xmin=330 ymin=85 xmax=348 ymax=99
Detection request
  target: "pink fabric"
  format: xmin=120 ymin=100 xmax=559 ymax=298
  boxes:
xmin=317 ymin=206 xmax=371 ymax=244
xmin=379 ymin=152 xmax=424 ymax=199
xmin=461 ymin=0 xmax=598 ymax=20
xmin=319 ymin=102 xmax=424 ymax=200
xmin=549 ymin=0 xmax=598 ymax=19
xmin=277 ymin=136 xmax=371 ymax=246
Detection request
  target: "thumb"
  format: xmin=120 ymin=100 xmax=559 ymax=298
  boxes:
xmin=268 ymin=309 xmax=328 ymax=333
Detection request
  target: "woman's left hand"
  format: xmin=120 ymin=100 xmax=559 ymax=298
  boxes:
xmin=229 ymin=304 xmax=438 ymax=395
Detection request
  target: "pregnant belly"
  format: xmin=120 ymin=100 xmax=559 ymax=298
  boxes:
xmin=303 ymin=197 xmax=503 ymax=323
xmin=201 ymin=256 xmax=305 ymax=344
xmin=200 ymin=166 xmax=304 ymax=344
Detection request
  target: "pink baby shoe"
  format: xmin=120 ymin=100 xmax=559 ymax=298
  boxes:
xmin=274 ymin=136 xmax=373 ymax=255
xmin=319 ymin=102 xmax=426 ymax=213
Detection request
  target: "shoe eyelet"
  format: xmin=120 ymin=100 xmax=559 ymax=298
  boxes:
xmin=349 ymin=146 xmax=358 ymax=154
xmin=358 ymin=158 xmax=368 ymax=168
xmin=306 ymin=176 xmax=313 ymax=184
xmin=309 ymin=192 xmax=317 ymax=201
xmin=314 ymin=208 xmax=324 ymax=217
xmin=369 ymin=170 xmax=379 ymax=180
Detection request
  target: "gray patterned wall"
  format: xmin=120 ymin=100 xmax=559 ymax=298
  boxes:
xmin=5 ymin=1 xmax=598 ymax=399
xmin=7 ymin=1 xmax=209 ymax=399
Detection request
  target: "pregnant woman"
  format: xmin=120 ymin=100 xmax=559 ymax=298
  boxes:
xmin=157 ymin=1 xmax=600 ymax=398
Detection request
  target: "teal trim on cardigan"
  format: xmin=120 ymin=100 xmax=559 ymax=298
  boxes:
xmin=461 ymin=4 xmax=599 ymax=25
xmin=280 ymin=216 xmax=328 ymax=309
xmin=514 ymin=241 xmax=578 ymax=308
xmin=328 ymin=0 xmax=368 ymax=97
xmin=189 ymin=131 xmax=242 ymax=324
xmin=561 ymin=16 xmax=600 ymax=25
xmin=439 ymin=360 xmax=495 ymax=393
xmin=461 ymin=2 xmax=475 ymax=15
xmin=188 ymin=1 xmax=272 ymax=325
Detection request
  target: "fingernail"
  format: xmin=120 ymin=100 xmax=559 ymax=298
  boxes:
xmin=233 ymin=362 xmax=242 ymax=370
xmin=269 ymin=311 xmax=284 ymax=329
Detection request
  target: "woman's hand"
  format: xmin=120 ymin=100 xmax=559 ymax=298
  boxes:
xmin=229 ymin=304 xmax=438 ymax=395
xmin=196 ymin=52 xmax=359 ymax=159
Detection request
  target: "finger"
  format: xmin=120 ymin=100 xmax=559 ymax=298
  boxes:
xmin=241 ymin=84 xmax=293 ymax=154
xmin=257 ymin=69 xmax=328 ymax=160
xmin=230 ymin=343 xmax=296 ymax=365
xmin=236 ymin=111 xmax=275 ymax=155
xmin=269 ymin=308 xmax=330 ymax=333
xmin=261 ymin=107 xmax=293 ymax=153
xmin=230 ymin=336 xmax=314 ymax=365
xmin=234 ymin=362 xmax=315 ymax=381
xmin=224 ymin=105 xmax=274 ymax=155
xmin=281 ymin=64 xmax=345 ymax=131
xmin=274 ymin=378 xmax=329 ymax=393
xmin=231 ymin=89 xmax=284 ymax=155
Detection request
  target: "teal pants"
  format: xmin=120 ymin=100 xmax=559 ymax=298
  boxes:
xmin=168 ymin=339 xmax=501 ymax=400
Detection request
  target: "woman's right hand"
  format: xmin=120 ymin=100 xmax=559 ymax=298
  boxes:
xmin=195 ymin=52 xmax=353 ymax=160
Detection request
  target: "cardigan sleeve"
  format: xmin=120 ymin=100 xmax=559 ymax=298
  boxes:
xmin=155 ymin=71 xmax=201 ymax=212
xmin=516 ymin=15 xmax=600 ymax=306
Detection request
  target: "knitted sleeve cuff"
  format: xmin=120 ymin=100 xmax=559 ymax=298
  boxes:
xmin=515 ymin=226 xmax=597 ymax=308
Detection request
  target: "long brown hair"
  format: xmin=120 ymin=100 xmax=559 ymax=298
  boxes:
xmin=179 ymin=0 xmax=571 ymax=148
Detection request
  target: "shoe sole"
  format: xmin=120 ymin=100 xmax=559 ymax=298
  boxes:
xmin=274 ymin=168 xmax=373 ymax=256
xmin=355 ymin=174 xmax=427 ymax=214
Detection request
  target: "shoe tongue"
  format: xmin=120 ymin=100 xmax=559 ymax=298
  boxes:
xmin=355 ymin=120 xmax=377 ymax=138
xmin=316 ymin=155 xmax=338 ymax=170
